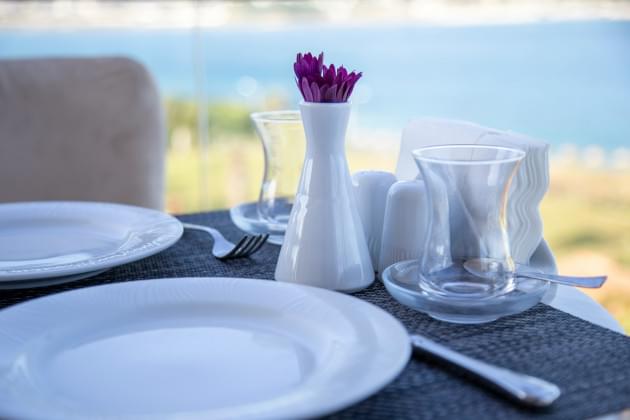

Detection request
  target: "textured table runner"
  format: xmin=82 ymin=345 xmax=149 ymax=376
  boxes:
xmin=1 ymin=210 xmax=629 ymax=419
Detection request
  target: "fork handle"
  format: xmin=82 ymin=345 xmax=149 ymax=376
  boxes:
xmin=182 ymin=223 xmax=227 ymax=242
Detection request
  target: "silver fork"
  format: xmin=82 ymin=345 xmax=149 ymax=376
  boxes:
xmin=183 ymin=223 xmax=268 ymax=260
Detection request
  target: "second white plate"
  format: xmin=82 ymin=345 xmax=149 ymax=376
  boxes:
xmin=0 ymin=201 xmax=183 ymax=282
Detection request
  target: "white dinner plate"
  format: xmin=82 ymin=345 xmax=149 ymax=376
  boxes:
xmin=0 ymin=201 xmax=183 ymax=282
xmin=0 ymin=269 xmax=109 ymax=290
xmin=0 ymin=277 xmax=411 ymax=420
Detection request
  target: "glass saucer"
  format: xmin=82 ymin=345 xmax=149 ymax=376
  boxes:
xmin=382 ymin=259 xmax=549 ymax=324
xmin=230 ymin=202 xmax=288 ymax=246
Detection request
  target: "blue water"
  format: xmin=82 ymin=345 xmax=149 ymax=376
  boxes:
xmin=1 ymin=21 xmax=629 ymax=149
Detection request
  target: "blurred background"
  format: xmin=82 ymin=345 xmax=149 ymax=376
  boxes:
xmin=1 ymin=0 xmax=628 ymax=330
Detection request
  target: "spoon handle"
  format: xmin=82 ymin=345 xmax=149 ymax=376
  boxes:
xmin=410 ymin=334 xmax=561 ymax=407
xmin=518 ymin=271 xmax=607 ymax=288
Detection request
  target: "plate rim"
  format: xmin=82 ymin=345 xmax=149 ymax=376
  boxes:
xmin=0 ymin=201 xmax=183 ymax=281
xmin=0 ymin=276 xmax=411 ymax=420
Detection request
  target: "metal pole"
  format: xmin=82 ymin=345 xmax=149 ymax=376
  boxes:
xmin=193 ymin=0 xmax=210 ymax=210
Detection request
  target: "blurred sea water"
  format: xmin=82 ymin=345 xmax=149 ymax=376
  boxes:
xmin=1 ymin=20 xmax=629 ymax=151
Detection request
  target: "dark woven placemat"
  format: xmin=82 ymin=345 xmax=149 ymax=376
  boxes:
xmin=1 ymin=210 xmax=629 ymax=419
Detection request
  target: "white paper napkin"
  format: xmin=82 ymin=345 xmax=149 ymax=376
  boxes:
xmin=395 ymin=117 xmax=553 ymax=268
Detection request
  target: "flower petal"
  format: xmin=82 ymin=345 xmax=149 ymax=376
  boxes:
xmin=336 ymin=81 xmax=347 ymax=101
xmin=344 ymin=72 xmax=362 ymax=100
xmin=325 ymin=84 xmax=338 ymax=102
xmin=324 ymin=64 xmax=336 ymax=85
xmin=336 ymin=66 xmax=348 ymax=85
xmin=311 ymin=81 xmax=322 ymax=102
xmin=301 ymin=77 xmax=313 ymax=101
xmin=319 ymin=84 xmax=328 ymax=102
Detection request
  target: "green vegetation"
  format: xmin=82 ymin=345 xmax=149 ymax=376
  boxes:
xmin=541 ymin=167 xmax=630 ymax=332
xmin=542 ymin=168 xmax=630 ymax=266
xmin=165 ymin=99 xmax=255 ymax=141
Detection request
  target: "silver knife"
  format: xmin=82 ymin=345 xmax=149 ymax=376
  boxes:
xmin=410 ymin=334 xmax=561 ymax=407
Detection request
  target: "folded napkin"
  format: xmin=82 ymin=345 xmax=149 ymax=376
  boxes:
xmin=395 ymin=117 xmax=553 ymax=269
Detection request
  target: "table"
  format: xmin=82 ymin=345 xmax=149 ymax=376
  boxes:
xmin=545 ymin=285 xmax=623 ymax=333
xmin=1 ymin=210 xmax=628 ymax=419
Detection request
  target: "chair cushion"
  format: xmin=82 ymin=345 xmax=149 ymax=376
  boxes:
xmin=0 ymin=56 xmax=165 ymax=209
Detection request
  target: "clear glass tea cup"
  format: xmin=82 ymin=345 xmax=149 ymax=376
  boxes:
xmin=412 ymin=144 xmax=526 ymax=299
xmin=251 ymin=111 xmax=305 ymax=226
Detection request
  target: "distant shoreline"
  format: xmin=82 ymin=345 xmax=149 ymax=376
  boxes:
xmin=2 ymin=1 xmax=629 ymax=29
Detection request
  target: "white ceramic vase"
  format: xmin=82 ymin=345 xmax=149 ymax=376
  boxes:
xmin=275 ymin=101 xmax=374 ymax=292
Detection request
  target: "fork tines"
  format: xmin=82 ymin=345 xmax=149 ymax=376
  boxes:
xmin=218 ymin=234 xmax=269 ymax=260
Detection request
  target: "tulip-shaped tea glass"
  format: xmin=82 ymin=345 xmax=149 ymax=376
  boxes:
xmin=413 ymin=145 xmax=526 ymax=299
xmin=230 ymin=111 xmax=305 ymax=245
xmin=253 ymin=111 xmax=305 ymax=223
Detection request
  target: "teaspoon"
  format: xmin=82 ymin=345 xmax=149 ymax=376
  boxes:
xmin=463 ymin=258 xmax=607 ymax=288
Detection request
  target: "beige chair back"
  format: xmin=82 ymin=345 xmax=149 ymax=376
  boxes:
xmin=0 ymin=57 xmax=165 ymax=209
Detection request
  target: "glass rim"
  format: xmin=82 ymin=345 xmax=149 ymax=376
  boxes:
xmin=250 ymin=110 xmax=301 ymax=123
xmin=412 ymin=144 xmax=526 ymax=165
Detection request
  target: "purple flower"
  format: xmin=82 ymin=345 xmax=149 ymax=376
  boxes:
xmin=294 ymin=52 xmax=362 ymax=103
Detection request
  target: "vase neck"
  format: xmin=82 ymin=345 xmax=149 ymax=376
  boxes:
xmin=300 ymin=102 xmax=350 ymax=155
